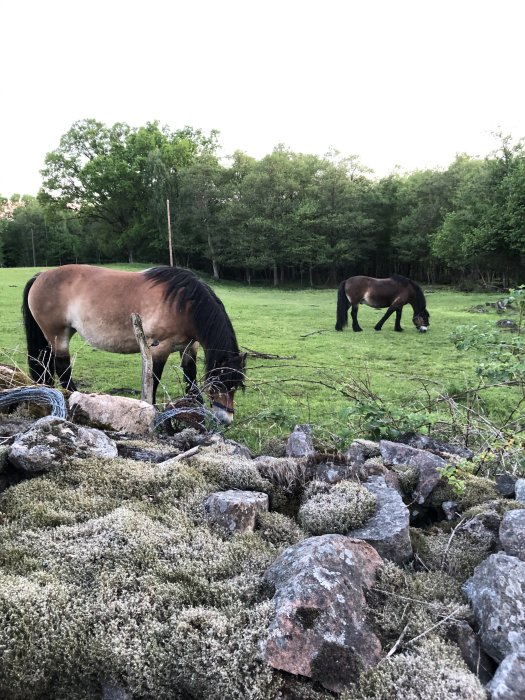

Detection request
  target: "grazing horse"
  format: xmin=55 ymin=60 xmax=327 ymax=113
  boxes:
xmin=22 ymin=265 xmax=246 ymax=424
xmin=335 ymin=274 xmax=430 ymax=333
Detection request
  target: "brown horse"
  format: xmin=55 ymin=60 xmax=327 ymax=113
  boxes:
xmin=22 ymin=265 xmax=246 ymax=424
xmin=335 ymin=274 xmax=430 ymax=333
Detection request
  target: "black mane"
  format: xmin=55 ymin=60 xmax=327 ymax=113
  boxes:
xmin=391 ymin=274 xmax=427 ymax=313
xmin=142 ymin=266 xmax=243 ymax=384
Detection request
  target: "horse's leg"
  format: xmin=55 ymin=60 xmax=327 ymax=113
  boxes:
xmin=54 ymin=354 xmax=77 ymax=391
xmin=53 ymin=330 xmax=77 ymax=390
xmin=180 ymin=344 xmax=203 ymax=404
xmin=351 ymin=305 xmax=363 ymax=332
xmin=374 ymin=306 xmax=397 ymax=331
xmin=394 ymin=308 xmax=403 ymax=332
xmin=152 ymin=356 xmax=168 ymax=405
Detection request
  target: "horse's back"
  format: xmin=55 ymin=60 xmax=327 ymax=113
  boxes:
xmin=27 ymin=265 xmax=150 ymax=353
xmin=345 ymin=275 xmax=408 ymax=308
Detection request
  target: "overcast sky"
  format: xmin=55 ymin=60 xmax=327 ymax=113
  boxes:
xmin=1 ymin=0 xmax=524 ymax=197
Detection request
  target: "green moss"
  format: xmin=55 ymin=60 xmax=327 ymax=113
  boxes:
xmin=298 ymin=480 xmax=377 ymax=535
xmin=410 ymin=527 xmax=493 ymax=581
xmin=345 ymin=636 xmax=487 ymax=700
xmin=256 ymin=510 xmax=306 ymax=547
xmin=429 ymin=473 xmax=499 ymax=511
xmin=462 ymin=498 xmax=525 ymax=519
xmin=395 ymin=465 xmax=420 ymax=495
xmin=368 ymin=562 xmax=468 ymax=646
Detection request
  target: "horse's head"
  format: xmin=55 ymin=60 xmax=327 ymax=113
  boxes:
xmin=413 ymin=308 xmax=430 ymax=333
xmin=206 ymin=352 xmax=247 ymax=425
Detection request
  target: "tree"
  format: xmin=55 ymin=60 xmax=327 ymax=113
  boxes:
xmin=39 ymin=120 xmax=218 ymax=262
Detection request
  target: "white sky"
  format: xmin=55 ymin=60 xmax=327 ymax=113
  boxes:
xmin=1 ymin=0 xmax=524 ymax=196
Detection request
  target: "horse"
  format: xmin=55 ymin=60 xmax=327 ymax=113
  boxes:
xmin=335 ymin=274 xmax=430 ymax=333
xmin=22 ymin=265 xmax=246 ymax=425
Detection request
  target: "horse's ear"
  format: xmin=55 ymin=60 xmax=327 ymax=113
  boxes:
xmin=240 ymin=351 xmax=248 ymax=366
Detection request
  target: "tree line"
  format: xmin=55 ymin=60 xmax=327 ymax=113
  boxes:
xmin=1 ymin=119 xmax=524 ymax=287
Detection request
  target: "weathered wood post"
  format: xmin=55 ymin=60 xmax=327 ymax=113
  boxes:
xmin=131 ymin=313 xmax=154 ymax=404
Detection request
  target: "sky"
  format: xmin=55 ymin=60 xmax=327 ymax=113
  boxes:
xmin=1 ymin=0 xmax=525 ymax=197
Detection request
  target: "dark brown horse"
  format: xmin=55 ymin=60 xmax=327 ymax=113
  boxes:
xmin=335 ymin=274 xmax=430 ymax=333
xmin=22 ymin=265 xmax=246 ymax=424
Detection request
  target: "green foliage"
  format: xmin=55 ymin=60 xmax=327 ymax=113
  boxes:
xmin=341 ymin=398 xmax=436 ymax=441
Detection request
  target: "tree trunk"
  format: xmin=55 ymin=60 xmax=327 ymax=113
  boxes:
xmin=207 ymin=227 xmax=220 ymax=279
xmin=273 ymin=263 xmax=279 ymax=286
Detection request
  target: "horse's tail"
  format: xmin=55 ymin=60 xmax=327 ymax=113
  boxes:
xmin=335 ymin=280 xmax=349 ymax=331
xmin=22 ymin=275 xmax=55 ymax=385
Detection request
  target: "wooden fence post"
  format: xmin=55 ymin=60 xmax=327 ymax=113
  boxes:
xmin=131 ymin=313 xmax=154 ymax=404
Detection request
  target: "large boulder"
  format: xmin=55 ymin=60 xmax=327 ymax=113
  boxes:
xmin=487 ymin=652 xmax=525 ymax=700
xmin=262 ymin=534 xmax=382 ymax=692
xmin=463 ymin=553 xmax=525 ymax=663
xmin=347 ymin=475 xmax=412 ymax=564
xmin=8 ymin=416 xmax=118 ymax=474
xmin=379 ymin=439 xmax=446 ymax=504
xmin=69 ymin=392 xmax=157 ymax=434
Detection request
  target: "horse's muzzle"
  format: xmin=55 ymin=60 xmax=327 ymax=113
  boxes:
xmin=212 ymin=399 xmax=234 ymax=425
xmin=418 ymin=326 xmax=428 ymax=333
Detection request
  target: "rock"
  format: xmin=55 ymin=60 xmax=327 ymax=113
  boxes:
xmin=487 ymin=652 xmax=525 ymax=700
xmin=495 ymin=473 xmax=517 ymax=497
xmin=205 ymin=490 xmax=269 ymax=534
xmin=447 ymin=620 xmax=495 ymax=684
xmin=399 ymin=433 xmax=474 ymax=460
xmin=286 ymin=424 xmax=315 ymax=459
xmin=262 ymin=534 xmax=383 ymax=692
xmin=69 ymin=392 xmax=157 ymax=434
xmin=463 ymin=553 xmax=525 ymax=662
xmin=442 ymin=500 xmax=459 ymax=520
xmin=379 ymin=439 xmax=446 ymax=504
xmin=515 ymin=479 xmax=525 ymax=504
xmin=102 ymin=682 xmax=133 ymax=700
xmin=8 ymin=416 xmax=118 ymax=474
xmin=345 ymin=439 xmax=380 ymax=465
xmin=347 ymin=476 xmax=412 ymax=564
xmin=0 ymin=364 xmax=33 ymax=389
xmin=313 ymin=460 xmax=353 ymax=484
xmin=500 ymin=510 xmax=525 ymax=561
xmin=496 ymin=319 xmax=518 ymax=329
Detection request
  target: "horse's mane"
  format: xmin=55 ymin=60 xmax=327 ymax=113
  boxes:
xmin=390 ymin=274 xmax=427 ymax=312
xmin=142 ymin=266 xmax=241 ymax=372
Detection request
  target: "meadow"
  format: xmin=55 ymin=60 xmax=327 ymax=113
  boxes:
xmin=0 ymin=265 xmax=516 ymax=452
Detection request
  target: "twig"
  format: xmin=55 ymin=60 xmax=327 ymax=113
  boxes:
xmin=382 ymin=623 xmax=410 ymax=661
xmin=240 ymin=346 xmax=296 ymax=360
xmin=441 ymin=517 xmax=468 ymax=570
xmin=158 ymin=446 xmax=200 ymax=466
xmin=299 ymin=329 xmax=331 ymax=338
xmin=404 ymin=607 xmax=464 ymax=647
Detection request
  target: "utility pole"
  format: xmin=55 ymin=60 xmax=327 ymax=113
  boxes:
xmin=167 ymin=199 xmax=174 ymax=266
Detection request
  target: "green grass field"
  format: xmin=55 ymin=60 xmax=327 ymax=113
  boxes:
xmin=0 ymin=265 xmax=516 ymax=451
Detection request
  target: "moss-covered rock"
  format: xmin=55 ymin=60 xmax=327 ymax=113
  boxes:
xmin=298 ymin=479 xmax=377 ymax=535
xmin=429 ymin=474 xmax=499 ymax=512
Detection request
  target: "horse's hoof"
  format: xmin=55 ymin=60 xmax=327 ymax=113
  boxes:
xmin=353 ymin=328 xmax=363 ymax=332
xmin=395 ymin=328 xmax=404 ymax=332
xmin=374 ymin=327 xmax=382 ymax=331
